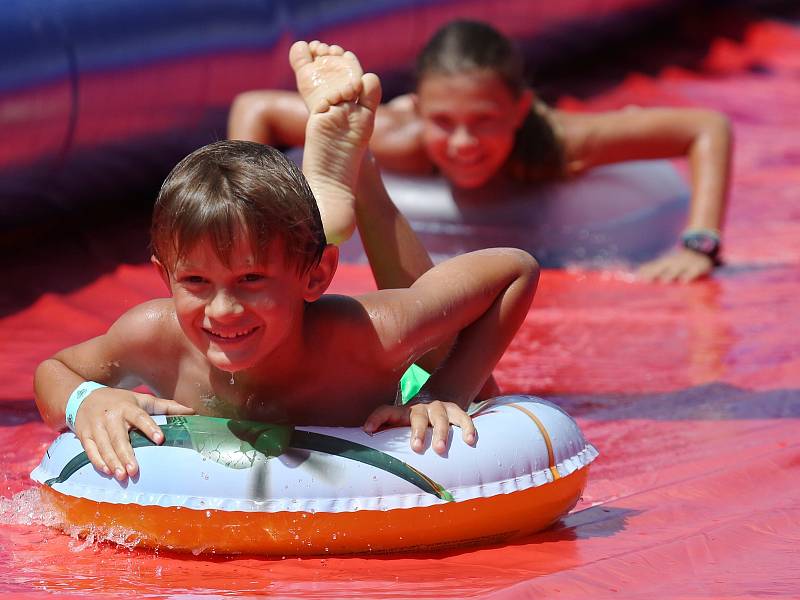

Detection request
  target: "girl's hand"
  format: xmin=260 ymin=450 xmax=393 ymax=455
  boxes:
xmin=638 ymin=248 xmax=715 ymax=283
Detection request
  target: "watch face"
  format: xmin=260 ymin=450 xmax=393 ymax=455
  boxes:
xmin=682 ymin=232 xmax=720 ymax=258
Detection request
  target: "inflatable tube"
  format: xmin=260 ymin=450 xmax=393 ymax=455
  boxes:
xmin=341 ymin=160 xmax=689 ymax=267
xmin=30 ymin=395 xmax=597 ymax=556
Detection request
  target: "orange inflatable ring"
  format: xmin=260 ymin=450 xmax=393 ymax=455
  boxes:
xmin=31 ymin=395 xmax=598 ymax=555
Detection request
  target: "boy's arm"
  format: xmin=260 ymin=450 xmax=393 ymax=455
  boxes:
xmin=34 ymin=301 xmax=194 ymax=479
xmin=555 ymin=107 xmax=732 ymax=282
xmin=362 ymin=248 xmax=539 ymax=452
xmin=356 ymin=154 xmax=500 ymax=395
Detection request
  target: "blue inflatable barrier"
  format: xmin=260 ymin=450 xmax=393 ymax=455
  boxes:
xmin=0 ymin=0 xmax=694 ymax=233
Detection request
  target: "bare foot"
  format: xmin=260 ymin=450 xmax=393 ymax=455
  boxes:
xmin=289 ymin=41 xmax=382 ymax=244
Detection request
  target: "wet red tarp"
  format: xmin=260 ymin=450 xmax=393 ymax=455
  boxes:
xmin=1 ymin=11 xmax=799 ymax=599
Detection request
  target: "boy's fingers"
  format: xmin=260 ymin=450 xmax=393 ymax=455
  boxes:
xmin=135 ymin=394 xmax=194 ymax=416
xmin=106 ymin=420 xmax=139 ymax=477
xmin=151 ymin=397 xmax=195 ymax=415
xmin=129 ymin=410 xmax=165 ymax=445
xmin=362 ymin=405 xmax=398 ymax=433
xmin=82 ymin=437 xmax=110 ymax=475
xmin=91 ymin=427 xmax=127 ymax=481
xmin=409 ymin=406 xmax=430 ymax=453
xmin=447 ymin=407 xmax=477 ymax=446
xmin=426 ymin=403 xmax=450 ymax=455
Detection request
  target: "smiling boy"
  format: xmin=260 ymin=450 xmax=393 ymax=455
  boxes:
xmin=34 ymin=41 xmax=539 ymax=482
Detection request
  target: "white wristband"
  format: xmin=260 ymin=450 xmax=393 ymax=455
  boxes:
xmin=65 ymin=381 xmax=106 ymax=432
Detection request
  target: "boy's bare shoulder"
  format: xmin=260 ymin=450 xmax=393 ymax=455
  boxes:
xmin=306 ymin=293 xmax=408 ymax=371
xmin=107 ymin=298 xmax=184 ymax=354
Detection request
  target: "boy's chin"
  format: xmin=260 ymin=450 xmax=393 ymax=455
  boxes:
xmin=207 ymin=350 xmax=257 ymax=375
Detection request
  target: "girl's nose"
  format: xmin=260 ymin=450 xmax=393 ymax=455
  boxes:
xmin=448 ymin=124 xmax=479 ymax=155
xmin=206 ymin=289 xmax=244 ymax=319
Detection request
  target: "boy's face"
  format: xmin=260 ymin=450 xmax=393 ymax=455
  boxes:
xmin=163 ymin=233 xmax=315 ymax=374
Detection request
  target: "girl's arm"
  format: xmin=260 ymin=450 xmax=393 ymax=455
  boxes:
xmin=228 ymin=90 xmax=309 ymax=147
xmin=555 ymin=107 xmax=733 ymax=281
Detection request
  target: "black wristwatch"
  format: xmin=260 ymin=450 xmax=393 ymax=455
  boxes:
xmin=681 ymin=229 xmax=722 ymax=265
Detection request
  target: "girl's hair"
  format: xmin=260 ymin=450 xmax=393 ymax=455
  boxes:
xmin=416 ymin=20 xmax=566 ymax=180
xmin=151 ymin=140 xmax=326 ymax=273
xmin=416 ymin=19 xmax=526 ymax=95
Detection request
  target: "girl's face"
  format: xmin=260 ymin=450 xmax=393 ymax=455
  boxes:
xmin=416 ymin=69 xmax=532 ymax=189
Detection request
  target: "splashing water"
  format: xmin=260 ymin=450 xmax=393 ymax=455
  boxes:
xmin=0 ymin=488 xmax=143 ymax=553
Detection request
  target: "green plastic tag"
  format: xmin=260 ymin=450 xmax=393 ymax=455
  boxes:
xmin=399 ymin=363 xmax=430 ymax=404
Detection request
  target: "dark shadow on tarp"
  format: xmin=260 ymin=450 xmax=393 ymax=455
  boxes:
xmin=548 ymin=382 xmax=800 ymax=421
xmin=544 ymin=505 xmax=638 ymax=542
xmin=532 ymin=0 xmax=800 ymax=104
xmin=0 ymin=400 xmax=43 ymax=427
xmin=0 ymin=204 xmax=152 ymax=317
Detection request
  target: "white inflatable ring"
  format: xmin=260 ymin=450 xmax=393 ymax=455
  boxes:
xmin=31 ymin=395 xmax=598 ymax=555
xmin=341 ymin=160 xmax=689 ymax=267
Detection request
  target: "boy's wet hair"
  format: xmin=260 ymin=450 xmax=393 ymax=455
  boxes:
xmin=151 ymin=140 xmax=326 ymax=273
xmin=416 ymin=20 xmax=525 ymax=95
xmin=416 ymin=20 xmax=565 ymax=181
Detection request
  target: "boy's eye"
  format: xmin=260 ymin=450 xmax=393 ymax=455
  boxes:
xmin=181 ymin=275 xmax=206 ymax=285
xmin=240 ymin=273 xmax=265 ymax=283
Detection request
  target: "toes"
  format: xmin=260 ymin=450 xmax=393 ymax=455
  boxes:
xmin=341 ymin=81 xmax=360 ymax=103
xmin=288 ymin=41 xmax=313 ymax=71
xmin=329 ymin=44 xmax=344 ymax=55
xmin=359 ymin=73 xmax=382 ymax=112
xmin=313 ymin=98 xmax=331 ymax=114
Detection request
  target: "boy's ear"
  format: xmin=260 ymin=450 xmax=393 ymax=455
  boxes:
xmin=514 ymin=88 xmax=535 ymax=127
xmin=302 ymin=244 xmax=338 ymax=302
xmin=151 ymin=255 xmax=172 ymax=291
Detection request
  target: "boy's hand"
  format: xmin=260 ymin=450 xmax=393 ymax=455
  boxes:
xmin=363 ymin=396 xmax=477 ymax=455
xmin=72 ymin=388 xmax=194 ymax=481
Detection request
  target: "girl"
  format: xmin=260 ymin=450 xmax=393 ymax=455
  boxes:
xmin=228 ymin=20 xmax=731 ymax=282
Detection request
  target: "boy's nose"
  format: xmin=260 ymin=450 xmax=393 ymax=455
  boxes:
xmin=206 ymin=289 xmax=244 ymax=319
